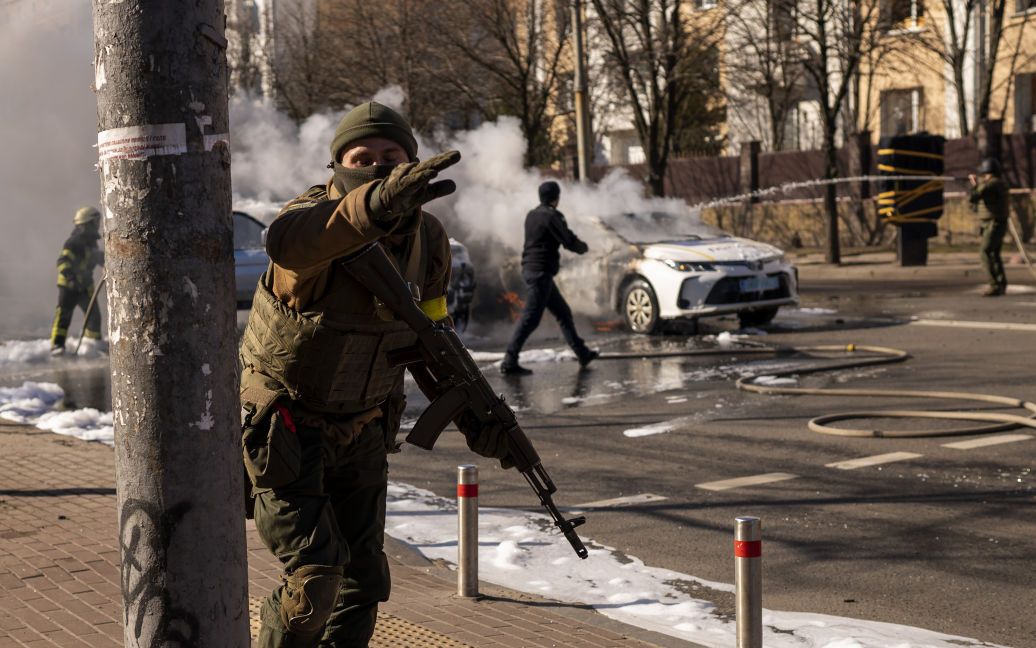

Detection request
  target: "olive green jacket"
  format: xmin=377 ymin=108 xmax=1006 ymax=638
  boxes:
xmin=969 ymin=177 xmax=1010 ymax=222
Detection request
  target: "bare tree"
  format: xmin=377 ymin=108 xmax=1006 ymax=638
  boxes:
xmin=226 ymin=0 xmax=263 ymax=95
xmin=429 ymin=0 xmax=572 ymax=167
xmin=724 ymin=0 xmax=807 ymax=151
xmin=262 ymin=1 xmax=329 ymax=121
xmin=787 ymin=0 xmax=886 ymax=263
xmin=588 ymin=0 xmax=726 ymax=195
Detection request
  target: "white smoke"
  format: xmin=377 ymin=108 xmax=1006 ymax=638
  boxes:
xmin=436 ymin=117 xmax=695 ymax=315
xmin=229 ymin=95 xmax=342 ymax=210
xmin=226 ymin=99 xmax=700 ymax=316
xmin=0 ymin=0 xmax=698 ymax=338
xmin=0 ymin=2 xmax=100 ymax=336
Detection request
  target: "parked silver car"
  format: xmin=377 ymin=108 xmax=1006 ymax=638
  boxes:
xmin=234 ymin=211 xmax=268 ymax=308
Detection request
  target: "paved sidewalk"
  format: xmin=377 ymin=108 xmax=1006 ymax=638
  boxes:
xmin=0 ymin=424 xmax=687 ymax=648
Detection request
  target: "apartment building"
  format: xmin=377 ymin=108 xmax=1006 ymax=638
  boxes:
xmin=721 ymin=0 xmax=1036 ymax=153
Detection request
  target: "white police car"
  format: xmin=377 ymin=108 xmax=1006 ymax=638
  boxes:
xmin=613 ymin=227 xmax=798 ymax=333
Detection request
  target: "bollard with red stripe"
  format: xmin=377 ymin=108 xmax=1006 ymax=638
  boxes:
xmin=735 ymin=516 xmax=762 ymax=648
xmin=457 ymin=465 xmax=479 ymax=598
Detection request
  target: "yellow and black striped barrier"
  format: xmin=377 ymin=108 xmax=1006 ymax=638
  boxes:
xmin=876 ymin=135 xmax=945 ymax=230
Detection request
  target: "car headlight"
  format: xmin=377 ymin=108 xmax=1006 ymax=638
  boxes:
xmin=661 ymin=259 xmax=716 ymax=272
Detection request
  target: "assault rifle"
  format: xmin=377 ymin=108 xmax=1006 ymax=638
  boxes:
xmin=342 ymin=243 xmax=588 ymax=559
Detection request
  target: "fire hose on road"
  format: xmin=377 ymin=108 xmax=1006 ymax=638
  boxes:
xmin=601 ymin=344 xmax=1036 ymax=438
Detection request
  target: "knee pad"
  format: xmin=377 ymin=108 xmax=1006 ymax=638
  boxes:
xmin=280 ymin=564 xmax=345 ymax=637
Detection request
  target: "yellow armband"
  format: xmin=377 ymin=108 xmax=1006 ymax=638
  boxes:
xmin=419 ymin=295 xmax=449 ymax=321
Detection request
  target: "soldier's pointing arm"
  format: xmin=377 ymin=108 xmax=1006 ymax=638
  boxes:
xmin=266 ymin=182 xmax=393 ymax=272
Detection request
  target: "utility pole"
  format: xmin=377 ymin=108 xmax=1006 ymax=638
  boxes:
xmin=572 ymin=0 xmax=593 ymax=182
xmin=92 ymin=2 xmax=249 ymax=646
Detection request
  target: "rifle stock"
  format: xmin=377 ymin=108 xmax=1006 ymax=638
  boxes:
xmin=341 ymin=243 xmax=589 ymax=559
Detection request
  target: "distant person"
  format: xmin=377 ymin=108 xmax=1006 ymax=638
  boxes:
xmin=501 ymin=181 xmax=598 ymax=375
xmin=50 ymin=206 xmax=104 ymax=355
xmin=969 ymin=158 xmax=1009 ymax=296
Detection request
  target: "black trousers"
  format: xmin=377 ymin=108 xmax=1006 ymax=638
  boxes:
xmin=50 ymin=286 xmax=101 ymax=348
xmin=504 ymin=273 xmax=588 ymax=366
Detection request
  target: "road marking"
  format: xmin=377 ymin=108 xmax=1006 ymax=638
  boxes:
xmin=911 ymin=319 xmax=1036 ymax=332
xmin=696 ymin=473 xmax=797 ymax=491
xmin=941 ymin=434 xmax=1034 ymax=450
xmin=825 ymin=452 xmax=923 ymax=470
xmin=573 ymin=493 xmax=667 ymax=509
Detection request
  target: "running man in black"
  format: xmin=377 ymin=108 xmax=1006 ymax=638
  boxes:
xmin=501 ymin=181 xmax=598 ymax=375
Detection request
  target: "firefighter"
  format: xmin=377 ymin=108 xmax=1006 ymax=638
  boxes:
xmin=50 ymin=206 xmax=104 ymax=355
xmin=239 ymin=101 xmax=509 ymax=647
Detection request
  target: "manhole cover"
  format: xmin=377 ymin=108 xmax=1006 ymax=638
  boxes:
xmin=249 ymin=597 xmax=473 ymax=647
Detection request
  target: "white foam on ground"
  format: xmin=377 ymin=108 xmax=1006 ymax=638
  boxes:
xmin=0 ymin=339 xmax=52 ymax=365
xmin=753 ymin=375 xmax=799 ymax=386
xmin=0 ymin=381 xmax=113 ymax=445
xmin=623 ymin=421 xmax=676 ymax=437
xmin=0 ymin=338 xmax=107 ymax=366
xmin=469 ymin=348 xmax=578 ymax=365
xmin=790 ymin=307 xmax=838 ymax=315
xmin=385 ymin=482 xmax=1005 ymax=648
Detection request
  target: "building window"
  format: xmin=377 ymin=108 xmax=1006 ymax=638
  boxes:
xmin=697 ymin=0 xmax=718 ymax=9
xmin=881 ymin=88 xmax=925 ymax=136
xmin=1017 ymin=0 xmax=1036 ymax=13
xmin=773 ymin=0 xmax=798 ymax=40
xmin=882 ymin=0 xmax=924 ymax=29
xmin=1015 ymin=73 xmax=1036 ymax=132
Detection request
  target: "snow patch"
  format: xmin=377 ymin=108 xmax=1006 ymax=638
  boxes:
xmin=469 ymin=347 xmax=577 ymax=365
xmin=623 ymin=421 xmax=676 ymax=438
xmin=0 ymin=381 xmax=113 ymax=445
xmin=385 ymin=481 xmax=1006 ymax=648
xmin=753 ymin=375 xmax=798 ymax=386
xmin=0 ymin=338 xmax=107 ymax=366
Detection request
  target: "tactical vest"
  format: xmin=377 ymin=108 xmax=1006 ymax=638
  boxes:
xmin=239 ymin=224 xmax=427 ymax=415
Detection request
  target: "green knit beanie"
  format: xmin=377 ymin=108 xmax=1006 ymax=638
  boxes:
xmin=330 ymin=101 xmax=418 ymax=163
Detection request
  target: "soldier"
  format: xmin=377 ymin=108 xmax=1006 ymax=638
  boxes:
xmin=50 ymin=206 xmax=104 ymax=355
xmin=239 ymin=101 xmax=509 ymax=648
xmin=501 ymin=181 xmax=598 ymax=375
xmin=968 ymin=158 xmax=1010 ymax=296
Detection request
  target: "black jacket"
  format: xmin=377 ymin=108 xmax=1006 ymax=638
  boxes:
xmin=520 ymin=204 xmax=588 ymax=277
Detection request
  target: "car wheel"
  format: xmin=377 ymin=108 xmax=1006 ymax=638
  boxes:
xmin=738 ymin=306 xmax=779 ymax=328
xmin=623 ymin=279 xmax=660 ymax=334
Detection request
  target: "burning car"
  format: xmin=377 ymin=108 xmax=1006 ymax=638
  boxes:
xmin=557 ymin=212 xmax=798 ymax=334
xmin=616 ymin=234 xmax=798 ymax=333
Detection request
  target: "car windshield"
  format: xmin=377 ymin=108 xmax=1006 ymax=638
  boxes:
xmin=596 ymin=211 xmax=729 ymax=244
xmin=234 ymin=212 xmax=265 ymax=249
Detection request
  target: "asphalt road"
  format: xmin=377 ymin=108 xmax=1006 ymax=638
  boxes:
xmin=388 ymin=259 xmax=1036 ymax=647
xmin=3 ymin=256 xmax=1033 ymax=646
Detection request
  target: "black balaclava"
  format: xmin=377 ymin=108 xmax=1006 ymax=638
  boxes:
xmin=332 ymin=161 xmax=395 ymax=196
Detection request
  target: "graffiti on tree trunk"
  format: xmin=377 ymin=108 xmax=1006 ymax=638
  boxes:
xmin=119 ymin=498 xmax=200 ymax=646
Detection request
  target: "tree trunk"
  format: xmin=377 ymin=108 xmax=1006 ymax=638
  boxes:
xmin=823 ymin=130 xmax=841 ymax=264
xmin=92 ymin=2 xmax=250 ymax=646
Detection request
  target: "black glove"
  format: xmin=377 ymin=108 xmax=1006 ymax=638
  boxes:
xmin=456 ymin=411 xmax=514 ymax=469
xmin=574 ymin=240 xmax=589 ymax=255
xmin=368 ymin=150 xmax=461 ymax=221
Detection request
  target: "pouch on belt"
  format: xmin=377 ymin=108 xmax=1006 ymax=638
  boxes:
xmin=241 ymin=380 xmax=301 ymax=490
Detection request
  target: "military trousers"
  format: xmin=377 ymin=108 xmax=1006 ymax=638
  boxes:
xmin=50 ymin=286 xmax=101 ymax=349
xmin=504 ymin=273 xmax=590 ymax=367
xmin=254 ymin=419 xmax=391 ymax=648
xmin=979 ymin=219 xmax=1008 ymax=292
